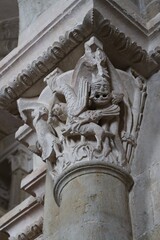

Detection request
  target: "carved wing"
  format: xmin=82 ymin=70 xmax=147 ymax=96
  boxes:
xmin=72 ymin=78 xmax=89 ymax=116
xmin=44 ymin=67 xmax=63 ymax=93
xmin=58 ymin=82 xmax=77 ymax=113
xmin=18 ymin=99 xmax=48 ymax=129
xmin=57 ymin=78 xmax=88 ymax=117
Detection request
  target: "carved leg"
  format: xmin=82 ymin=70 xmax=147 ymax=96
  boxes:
xmin=79 ymin=123 xmax=105 ymax=151
xmin=81 ymin=135 xmax=86 ymax=143
xmin=109 ymin=117 xmax=126 ymax=166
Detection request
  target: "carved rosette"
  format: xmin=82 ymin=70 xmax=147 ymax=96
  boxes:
xmin=17 ymin=36 xmax=147 ymax=183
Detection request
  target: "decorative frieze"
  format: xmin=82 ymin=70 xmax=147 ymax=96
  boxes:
xmin=9 ymin=217 xmax=43 ymax=240
xmin=0 ymin=194 xmax=44 ymax=240
xmin=0 ymin=9 xmax=156 ymax=111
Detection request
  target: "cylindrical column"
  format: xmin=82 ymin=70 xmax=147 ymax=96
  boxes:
xmin=54 ymin=161 xmax=133 ymax=240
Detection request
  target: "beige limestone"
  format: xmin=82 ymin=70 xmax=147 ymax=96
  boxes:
xmin=53 ymin=162 xmax=133 ymax=240
xmin=0 ymin=196 xmax=43 ymax=239
xmin=16 ymin=35 xmax=140 ymax=240
xmin=1 ymin=1 xmax=160 ymax=240
xmin=43 ymin=169 xmax=60 ymax=240
xmin=130 ymin=70 xmax=160 ymax=240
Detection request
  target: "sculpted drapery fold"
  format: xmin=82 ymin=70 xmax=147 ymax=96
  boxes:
xmin=18 ymin=37 xmax=147 ymax=178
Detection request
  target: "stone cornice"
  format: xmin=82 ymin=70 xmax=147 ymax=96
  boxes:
xmin=0 ymin=9 xmax=158 ymax=111
xmin=0 ymin=196 xmax=37 ymax=229
xmin=9 ymin=217 xmax=43 ymax=240
xmin=21 ymin=164 xmax=46 ymax=205
xmin=0 ymin=196 xmax=44 ymax=240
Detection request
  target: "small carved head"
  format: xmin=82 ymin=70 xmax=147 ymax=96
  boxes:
xmin=31 ymin=107 xmax=48 ymax=121
xmin=89 ymin=75 xmax=112 ymax=107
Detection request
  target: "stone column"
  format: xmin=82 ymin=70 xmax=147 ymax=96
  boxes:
xmin=17 ymin=36 xmax=147 ymax=240
xmin=54 ymin=161 xmax=133 ymax=240
xmin=8 ymin=148 xmax=33 ymax=209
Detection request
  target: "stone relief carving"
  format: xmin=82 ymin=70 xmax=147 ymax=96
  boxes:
xmin=9 ymin=217 xmax=43 ymax=240
xmin=18 ymin=36 xmax=147 ymax=179
xmin=0 ymin=9 xmax=153 ymax=111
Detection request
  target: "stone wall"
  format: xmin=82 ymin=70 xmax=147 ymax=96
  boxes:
xmin=131 ymin=70 xmax=160 ymax=240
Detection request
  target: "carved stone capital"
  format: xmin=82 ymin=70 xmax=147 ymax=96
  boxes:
xmin=17 ymin=36 xmax=147 ymax=186
xmin=14 ymin=32 xmax=147 ymax=240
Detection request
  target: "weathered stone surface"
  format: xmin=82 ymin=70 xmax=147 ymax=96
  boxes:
xmin=132 ymin=71 xmax=160 ymax=175
xmin=21 ymin=163 xmax=46 ymax=205
xmin=17 ymin=37 xmax=147 ymax=181
xmin=53 ymin=161 xmax=133 ymax=240
xmin=1 ymin=1 xmax=160 ymax=240
xmin=131 ymin=71 xmax=160 ymax=239
xmin=143 ymin=0 xmax=160 ymax=20
xmin=18 ymin=0 xmax=56 ymax=33
xmin=43 ymin=170 xmax=60 ymax=240
xmin=0 ymin=196 xmax=43 ymax=240
xmin=138 ymin=224 xmax=160 ymax=240
xmin=17 ymin=36 xmax=138 ymax=240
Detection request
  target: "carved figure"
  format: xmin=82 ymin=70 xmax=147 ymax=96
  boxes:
xmin=59 ymin=75 xmax=121 ymax=153
xmin=18 ymin=37 xmax=147 ymax=176
xmin=19 ymin=102 xmax=61 ymax=162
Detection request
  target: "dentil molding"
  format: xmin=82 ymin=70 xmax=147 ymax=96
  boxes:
xmin=0 ymin=9 xmax=158 ymax=111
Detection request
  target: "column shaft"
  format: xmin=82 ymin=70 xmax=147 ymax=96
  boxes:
xmin=54 ymin=162 xmax=133 ymax=240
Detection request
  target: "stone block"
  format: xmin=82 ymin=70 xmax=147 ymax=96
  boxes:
xmin=130 ymin=170 xmax=154 ymax=239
